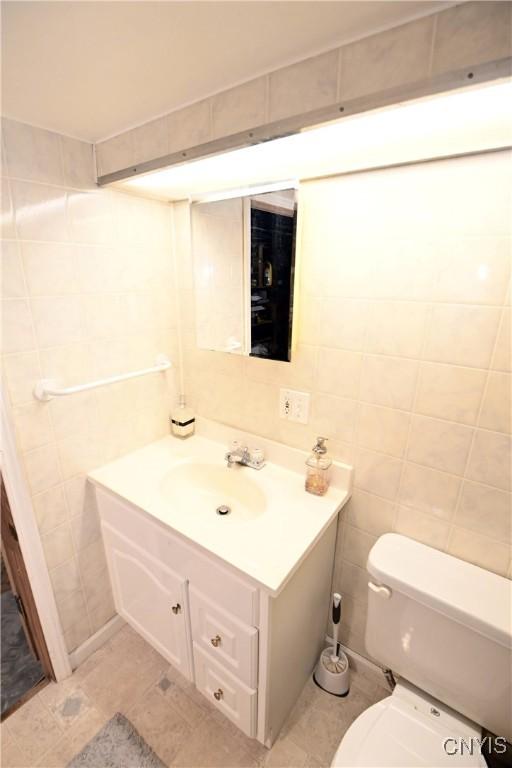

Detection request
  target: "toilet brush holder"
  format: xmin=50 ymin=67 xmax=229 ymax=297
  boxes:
xmin=313 ymin=646 xmax=350 ymax=696
xmin=313 ymin=592 xmax=350 ymax=696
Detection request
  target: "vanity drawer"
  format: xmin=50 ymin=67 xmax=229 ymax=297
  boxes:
xmin=193 ymin=644 xmax=257 ymax=738
xmin=190 ymin=587 xmax=258 ymax=688
xmin=186 ymin=556 xmax=259 ymax=627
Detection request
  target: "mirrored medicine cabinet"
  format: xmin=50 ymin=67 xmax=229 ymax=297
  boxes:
xmin=191 ymin=187 xmax=298 ymax=362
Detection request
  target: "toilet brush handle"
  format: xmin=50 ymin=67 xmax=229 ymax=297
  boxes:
xmin=332 ymin=592 xmax=342 ymax=624
xmin=332 ymin=619 xmax=340 ymax=655
xmin=332 ymin=593 xmax=342 ymax=659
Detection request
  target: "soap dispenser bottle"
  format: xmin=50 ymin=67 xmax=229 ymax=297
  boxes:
xmin=170 ymin=395 xmax=195 ymax=439
xmin=305 ymin=437 xmax=332 ymax=496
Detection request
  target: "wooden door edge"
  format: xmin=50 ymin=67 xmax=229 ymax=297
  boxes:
xmin=1 ymin=477 xmax=55 ymax=681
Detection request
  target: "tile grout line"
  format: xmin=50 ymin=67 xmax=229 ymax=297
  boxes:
xmin=392 ymin=300 xmax=433 ymax=539
xmin=445 ymin=291 xmax=512 ymax=559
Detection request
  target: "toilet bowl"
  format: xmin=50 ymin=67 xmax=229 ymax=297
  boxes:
xmin=332 ymin=680 xmax=486 ymax=767
xmin=330 ymin=534 xmax=512 ymax=768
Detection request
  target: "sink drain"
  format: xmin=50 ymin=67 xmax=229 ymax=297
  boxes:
xmin=216 ymin=505 xmax=231 ymax=516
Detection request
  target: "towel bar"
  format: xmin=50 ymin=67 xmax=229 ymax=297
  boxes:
xmin=33 ymin=354 xmax=171 ymax=401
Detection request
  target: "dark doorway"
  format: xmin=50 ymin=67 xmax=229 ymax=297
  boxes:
xmin=1 ymin=478 xmax=52 ymax=718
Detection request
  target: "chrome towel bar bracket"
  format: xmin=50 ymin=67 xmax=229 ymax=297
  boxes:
xmin=33 ymin=354 xmax=172 ymax=401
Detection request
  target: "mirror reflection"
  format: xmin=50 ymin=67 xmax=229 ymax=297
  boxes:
xmin=191 ymin=188 xmax=297 ymax=362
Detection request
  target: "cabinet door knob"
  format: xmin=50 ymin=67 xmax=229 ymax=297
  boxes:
xmin=171 ymin=603 xmax=181 ymax=614
xmin=211 ymin=634 xmax=221 ymax=647
xmin=213 ymin=688 xmax=223 ymax=701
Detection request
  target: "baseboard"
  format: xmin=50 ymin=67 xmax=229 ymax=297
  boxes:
xmin=69 ymin=614 xmax=125 ymax=670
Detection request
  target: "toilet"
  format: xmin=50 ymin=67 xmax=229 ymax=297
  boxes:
xmin=332 ymin=533 xmax=512 ymax=767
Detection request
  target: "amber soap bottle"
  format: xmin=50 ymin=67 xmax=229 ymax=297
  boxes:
xmin=305 ymin=436 xmax=332 ymax=496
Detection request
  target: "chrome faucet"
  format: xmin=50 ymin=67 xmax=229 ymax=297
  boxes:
xmin=225 ymin=442 xmax=265 ymax=470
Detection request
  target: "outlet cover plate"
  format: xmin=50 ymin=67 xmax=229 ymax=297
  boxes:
xmin=279 ymin=388 xmax=310 ymax=424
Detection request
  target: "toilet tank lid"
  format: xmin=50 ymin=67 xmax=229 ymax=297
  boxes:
xmin=367 ymin=534 xmax=512 ymax=648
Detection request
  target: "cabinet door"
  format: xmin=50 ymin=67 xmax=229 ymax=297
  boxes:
xmin=102 ymin=523 xmax=191 ymax=679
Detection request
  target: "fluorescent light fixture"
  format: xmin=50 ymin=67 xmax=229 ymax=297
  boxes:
xmin=116 ymin=79 xmax=512 ymax=202
xmin=190 ymin=179 xmax=297 ymax=204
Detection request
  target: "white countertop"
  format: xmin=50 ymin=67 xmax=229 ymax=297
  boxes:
xmin=88 ymin=420 xmax=352 ymax=595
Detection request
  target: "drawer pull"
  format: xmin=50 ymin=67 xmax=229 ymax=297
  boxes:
xmin=171 ymin=603 xmax=182 ymax=614
xmin=213 ymin=688 xmax=223 ymax=701
xmin=211 ymin=634 xmax=222 ymax=648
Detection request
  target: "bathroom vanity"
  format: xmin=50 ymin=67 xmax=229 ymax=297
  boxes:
xmin=88 ymin=420 xmax=352 ymax=747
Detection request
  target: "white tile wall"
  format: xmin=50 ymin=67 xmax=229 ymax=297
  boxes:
xmin=2 ymin=121 xmax=511 ymax=666
xmin=431 ymin=1 xmax=512 ymax=75
xmin=1 ymin=118 xmax=180 ymax=652
xmin=269 ymin=49 xmax=339 ymax=122
xmin=211 ymin=77 xmax=267 ymax=140
xmin=168 ymin=100 xmax=211 ymax=155
xmin=179 ymin=149 xmax=512 ymax=658
xmin=339 ymin=16 xmax=434 ymax=100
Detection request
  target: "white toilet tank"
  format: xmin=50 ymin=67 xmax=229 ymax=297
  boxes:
xmin=365 ymin=534 xmax=512 ymax=743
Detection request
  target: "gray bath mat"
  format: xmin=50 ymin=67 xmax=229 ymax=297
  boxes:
xmin=67 ymin=712 xmax=166 ymax=768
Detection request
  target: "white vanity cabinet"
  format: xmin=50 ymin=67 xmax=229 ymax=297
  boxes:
xmin=94 ymin=484 xmax=339 ymax=746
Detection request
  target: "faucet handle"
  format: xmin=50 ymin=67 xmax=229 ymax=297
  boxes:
xmin=249 ymin=447 xmax=264 ymax=465
xmin=226 ymin=441 xmax=264 ymax=469
xmin=249 ymin=448 xmax=265 ymax=464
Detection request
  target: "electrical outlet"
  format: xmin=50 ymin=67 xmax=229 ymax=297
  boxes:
xmin=279 ymin=389 xmax=292 ymax=419
xmin=279 ymin=388 xmax=310 ymax=424
xmin=292 ymin=390 xmax=311 ymax=424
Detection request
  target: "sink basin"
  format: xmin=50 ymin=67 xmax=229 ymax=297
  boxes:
xmin=160 ymin=461 xmax=266 ymax=520
xmin=89 ymin=427 xmax=353 ymax=593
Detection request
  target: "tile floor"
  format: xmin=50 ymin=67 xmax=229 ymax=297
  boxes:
xmin=0 ymin=624 xmax=389 ymax=768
